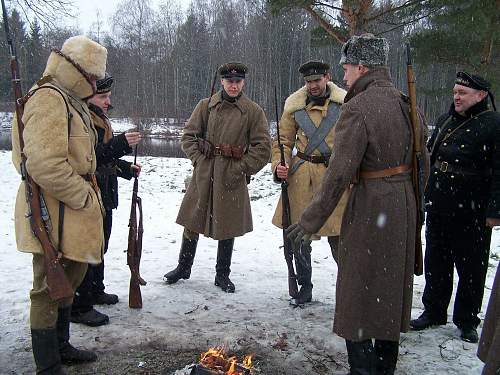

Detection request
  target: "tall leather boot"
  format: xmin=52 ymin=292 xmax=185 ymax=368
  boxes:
xmin=215 ymin=238 xmax=235 ymax=293
xmin=57 ymin=307 xmax=97 ymax=365
xmin=163 ymin=235 xmax=198 ymax=284
xmin=346 ymin=339 xmax=376 ymax=375
xmin=292 ymin=241 xmax=312 ymax=305
xmin=31 ymin=328 xmax=67 ymax=374
xmin=328 ymin=235 xmax=339 ymax=264
xmin=374 ymin=340 xmax=399 ymax=375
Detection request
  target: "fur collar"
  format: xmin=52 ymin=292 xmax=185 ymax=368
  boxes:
xmin=283 ymin=81 xmax=346 ymax=114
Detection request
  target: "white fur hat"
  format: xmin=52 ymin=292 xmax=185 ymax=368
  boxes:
xmin=59 ymin=35 xmax=107 ymax=80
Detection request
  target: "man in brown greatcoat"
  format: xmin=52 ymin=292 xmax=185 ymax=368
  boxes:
xmin=164 ymin=62 xmax=271 ymax=293
xmin=12 ymin=36 xmax=107 ymax=374
xmin=287 ymin=34 xmax=429 ymax=374
xmin=478 ymin=263 xmax=500 ymax=375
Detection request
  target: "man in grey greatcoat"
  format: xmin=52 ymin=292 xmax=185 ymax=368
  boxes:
xmin=163 ymin=62 xmax=271 ymax=293
xmin=287 ymin=34 xmax=429 ymax=375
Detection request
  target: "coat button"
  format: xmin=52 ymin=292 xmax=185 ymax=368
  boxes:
xmin=87 ymin=155 xmax=93 ymax=162
xmin=443 ymin=142 xmax=447 ymax=146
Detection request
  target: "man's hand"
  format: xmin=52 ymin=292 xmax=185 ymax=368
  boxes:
xmin=276 ymin=163 xmax=289 ymax=180
xmin=286 ymin=223 xmax=312 ymax=248
xmin=125 ymin=131 xmax=142 ymax=147
xmin=131 ymin=164 xmax=142 ymax=177
xmin=486 ymin=218 xmax=500 ymax=227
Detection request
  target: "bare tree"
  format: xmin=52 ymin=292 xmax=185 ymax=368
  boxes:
xmin=9 ymin=0 xmax=75 ymax=28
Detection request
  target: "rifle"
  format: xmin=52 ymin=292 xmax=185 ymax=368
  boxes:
xmin=274 ymin=86 xmax=298 ymax=299
xmin=127 ymin=145 xmax=146 ymax=308
xmin=1 ymin=0 xmax=73 ymax=301
xmin=406 ymin=44 xmax=425 ymax=276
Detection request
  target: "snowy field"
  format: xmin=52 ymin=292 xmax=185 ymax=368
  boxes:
xmin=0 ymin=150 xmax=498 ymax=374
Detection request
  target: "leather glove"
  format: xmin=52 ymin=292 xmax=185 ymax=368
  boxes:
xmin=286 ymin=223 xmax=312 ymax=249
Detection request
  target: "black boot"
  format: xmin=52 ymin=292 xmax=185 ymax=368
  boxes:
xmin=346 ymin=339 xmax=376 ymax=375
xmin=374 ymin=340 xmax=399 ymax=375
xmin=215 ymin=238 xmax=235 ymax=293
xmin=163 ymin=236 xmax=198 ymax=284
xmin=291 ymin=241 xmax=312 ymax=305
xmin=57 ymin=307 xmax=97 ymax=365
xmin=410 ymin=310 xmax=446 ymax=331
xmin=31 ymin=329 xmax=67 ymax=374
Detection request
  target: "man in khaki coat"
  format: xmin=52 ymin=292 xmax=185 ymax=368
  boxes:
xmin=164 ymin=62 xmax=271 ymax=293
xmin=287 ymin=34 xmax=429 ymax=374
xmin=272 ymin=60 xmax=346 ymax=305
xmin=12 ymin=36 xmax=107 ymax=374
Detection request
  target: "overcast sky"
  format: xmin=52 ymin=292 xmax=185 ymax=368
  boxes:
xmin=65 ymin=0 xmax=190 ymax=34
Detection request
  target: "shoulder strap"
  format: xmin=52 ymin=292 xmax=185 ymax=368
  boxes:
xmin=431 ymin=110 xmax=492 ymax=156
xmin=289 ymin=103 xmax=340 ymax=175
xmin=22 ymin=84 xmax=74 ymax=252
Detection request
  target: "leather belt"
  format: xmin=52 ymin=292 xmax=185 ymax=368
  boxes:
xmin=296 ymin=150 xmax=330 ymax=165
xmin=434 ymin=160 xmax=492 ymax=176
xmin=198 ymin=138 xmax=245 ymax=159
xmin=360 ymin=164 xmax=412 ymax=179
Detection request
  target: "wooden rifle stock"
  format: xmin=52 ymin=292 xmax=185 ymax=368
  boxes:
xmin=406 ymin=44 xmax=424 ymax=276
xmin=274 ymin=86 xmax=298 ymax=298
xmin=127 ymin=146 xmax=146 ymax=308
xmin=2 ymin=0 xmax=73 ymax=301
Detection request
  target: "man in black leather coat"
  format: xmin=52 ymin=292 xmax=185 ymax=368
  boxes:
xmin=411 ymin=72 xmax=500 ymax=343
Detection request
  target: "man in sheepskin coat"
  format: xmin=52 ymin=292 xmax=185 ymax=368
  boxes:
xmin=12 ymin=36 xmax=107 ymax=374
xmin=164 ymin=62 xmax=271 ymax=293
xmin=271 ymin=60 xmax=347 ymax=306
xmin=287 ymin=34 xmax=429 ymax=374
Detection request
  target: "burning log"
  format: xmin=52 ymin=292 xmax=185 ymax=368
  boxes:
xmin=189 ymin=347 xmax=253 ymax=375
xmin=189 ymin=364 xmax=251 ymax=375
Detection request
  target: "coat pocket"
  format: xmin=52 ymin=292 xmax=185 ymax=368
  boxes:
xmin=61 ymin=187 xmax=103 ymax=264
xmin=223 ymin=160 xmax=245 ymax=191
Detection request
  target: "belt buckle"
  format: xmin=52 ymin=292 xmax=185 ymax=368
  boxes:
xmin=440 ymin=161 xmax=448 ymax=172
xmin=213 ymin=147 xmax=222 ymax=156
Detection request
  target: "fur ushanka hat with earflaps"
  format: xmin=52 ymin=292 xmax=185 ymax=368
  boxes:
xmin=340 ymin=33 xmax=389 ymax=67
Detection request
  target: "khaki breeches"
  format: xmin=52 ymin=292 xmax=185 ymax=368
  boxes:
xmin=30 ymin=254 xmax=88 ymax=329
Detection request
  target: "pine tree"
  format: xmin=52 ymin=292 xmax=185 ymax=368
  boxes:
xmin=410 ymin=0 xmax=499 ymax=90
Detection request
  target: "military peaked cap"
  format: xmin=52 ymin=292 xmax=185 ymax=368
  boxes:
xmin=96 ymin=72 xmax=113 ymax=94
xmin=455 ymin=72 xmax=490 ymax=91
xmin=299 ymin=60 xmax=330 ymax=81
xmin=219 ymin=62 xmax=248 ymax=80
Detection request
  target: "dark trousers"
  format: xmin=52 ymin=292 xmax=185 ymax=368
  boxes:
xmin=422 ymin=211 xmax=491 ymax=328
xmin=72 ymin=210 xmax=113 ymax=313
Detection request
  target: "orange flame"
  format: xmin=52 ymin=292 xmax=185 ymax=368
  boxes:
xmin=199 ymin=347 xmax=253 ymax=375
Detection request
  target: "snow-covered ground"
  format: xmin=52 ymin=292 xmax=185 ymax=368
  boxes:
xmin=0 ymin=150 xmax=498 ymax=374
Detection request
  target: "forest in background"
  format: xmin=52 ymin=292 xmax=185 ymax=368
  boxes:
xmin=0 ymin=0 xmax=498 ymax=125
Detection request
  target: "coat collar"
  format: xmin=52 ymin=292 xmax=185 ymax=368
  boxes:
xmin=344 ymin=67 xmax=393 ymax=103
xmin=208 ymin=90 xmax=248 ymax=113
xmin=283 ymin=81 xmax=346 ymax=114
xmin=448 ymin=98 xmax=489 ymax=119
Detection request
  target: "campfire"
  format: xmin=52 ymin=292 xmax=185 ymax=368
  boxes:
xmin=189 ymin=347 xmax=253 ymax=375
